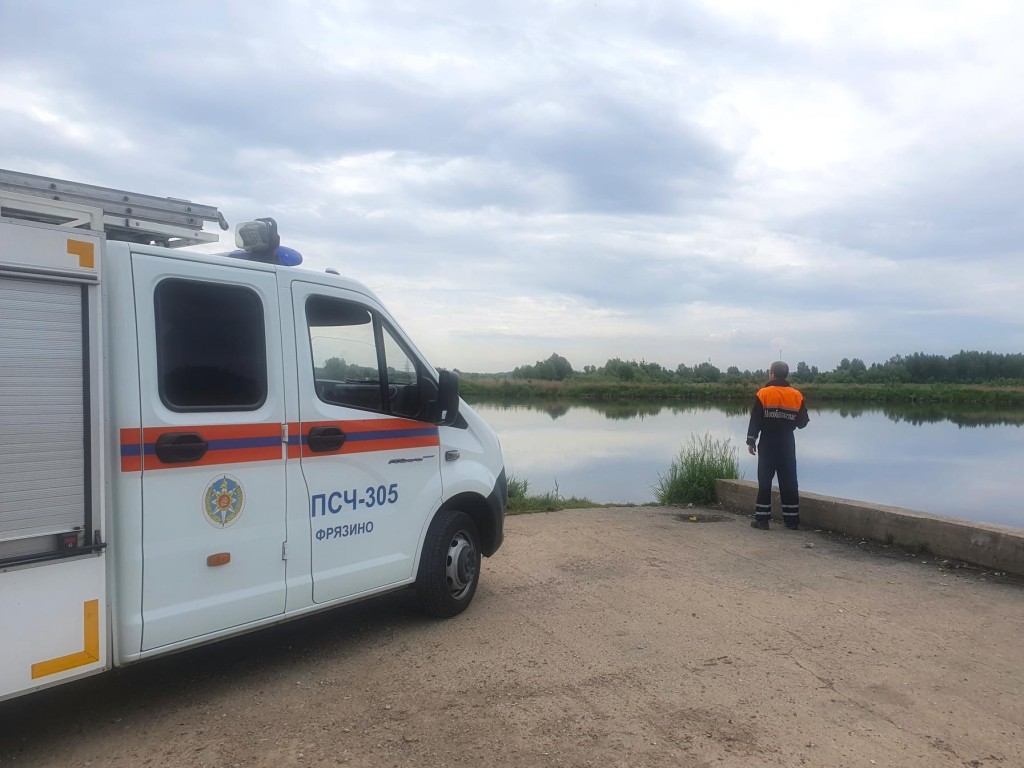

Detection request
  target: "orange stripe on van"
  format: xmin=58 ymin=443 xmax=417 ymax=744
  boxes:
xmin=121 ymin=419 xmax=438 ymax=470
xmin=120 ymin=423 xmax=282 ymax=471
xmin=119 ymin=428 xmax=143 ymax=472
xmin=288 ymin=418 xmax=439 ymax=459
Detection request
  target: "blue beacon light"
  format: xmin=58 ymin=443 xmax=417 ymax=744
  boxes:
xmin=274 ymin=245 xmax=302 ymax=266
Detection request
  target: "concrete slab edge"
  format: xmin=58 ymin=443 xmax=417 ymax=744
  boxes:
xmin=715 ymin=479 xmax=1024 ymax=577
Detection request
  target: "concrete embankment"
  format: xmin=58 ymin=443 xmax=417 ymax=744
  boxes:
xmin=716 ymin=478 xmax=1024 ymax=576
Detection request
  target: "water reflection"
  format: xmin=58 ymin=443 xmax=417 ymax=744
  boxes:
xmin=816 ymin=402 xmax=1024 ymax=428
xmin=468 ymin=397 xmax=1024 ymax=530
xmin=474 ymin=397 xmax=1024 ymax=428
xmin=481 ymin=399 xmax=678 ymax=421
xmin=479 ymin=397 xmax=753 ymax=421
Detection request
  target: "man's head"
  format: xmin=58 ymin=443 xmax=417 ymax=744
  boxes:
xmin=769 ymin=361 xmax=789 ymax=381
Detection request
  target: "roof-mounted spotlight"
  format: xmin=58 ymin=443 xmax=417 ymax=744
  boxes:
xmin=230 ymin=217 xmax=302 ymax=266
xmin=235 ymin=217 xmax=280 ymax=260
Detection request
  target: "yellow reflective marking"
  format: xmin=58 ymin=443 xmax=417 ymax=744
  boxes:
xmin=31 ymin=599 xmax=100 ymax=679
xmin=67 ymin=239 xmax=95 ymax=269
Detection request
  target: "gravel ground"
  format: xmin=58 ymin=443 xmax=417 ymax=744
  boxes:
xmin=1 ymin=506 xmax=1022 ymax=767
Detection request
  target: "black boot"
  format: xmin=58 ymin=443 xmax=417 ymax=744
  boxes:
xmin=750 ymin=517 xmax=770 ymax=530
xmin=784 ymin=515 xmax=800 ymax=530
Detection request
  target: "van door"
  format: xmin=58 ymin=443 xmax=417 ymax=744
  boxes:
xmin=290 ymin=281 xmax=442 ymax=603
xmin=132 ymin=254 xmax=286 ymax=651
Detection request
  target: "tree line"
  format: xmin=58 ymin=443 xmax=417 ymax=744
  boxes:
xmin=501 ymin=350 xmax=1024 ymax=385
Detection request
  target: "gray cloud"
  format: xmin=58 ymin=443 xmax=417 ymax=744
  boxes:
xmin=2 ymin=0 xmax=1022 ymax=372
xmin=789 ymin=154 xmax=1024 ymax=262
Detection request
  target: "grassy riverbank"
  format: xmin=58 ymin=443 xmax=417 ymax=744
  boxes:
xmin=460 ymin=378 xmax=1024 ymax=405
xmin=506 ymin=475 xmax=608 ymax=514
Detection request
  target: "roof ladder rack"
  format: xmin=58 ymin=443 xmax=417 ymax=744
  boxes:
xmin=0 ymin=168 xmax=229 ymax=248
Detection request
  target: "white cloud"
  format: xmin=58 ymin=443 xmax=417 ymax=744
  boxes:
xmin=2 ymin=0 xmax=1022 ymax=372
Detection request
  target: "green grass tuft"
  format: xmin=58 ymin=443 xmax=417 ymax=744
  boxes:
xmin=655 ymin=432 xmax=741 ymax=505
xmin=506 ymin=474 xmax=597 ymax=514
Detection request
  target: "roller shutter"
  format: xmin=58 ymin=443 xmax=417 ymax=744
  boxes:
xmin=0 ymin=276 xmax=87 ymax=560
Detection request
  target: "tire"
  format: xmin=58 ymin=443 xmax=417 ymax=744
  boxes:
xmin=416 ymin=510 xmax=481 ymax=618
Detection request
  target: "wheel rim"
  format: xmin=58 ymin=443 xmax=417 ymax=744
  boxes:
xmin=445 ymin=529 xmax=478 ymax=600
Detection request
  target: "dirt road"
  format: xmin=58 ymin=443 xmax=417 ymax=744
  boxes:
xmin=2 ymin=507 xmax=1022 ymax=767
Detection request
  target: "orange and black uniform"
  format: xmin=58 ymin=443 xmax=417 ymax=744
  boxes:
xmin=746 ymin=380 xmax=809 ymax=528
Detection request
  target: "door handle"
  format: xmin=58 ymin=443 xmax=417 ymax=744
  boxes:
xmin=155 ymin=432 xmax=209 ymax=463
xmin=307 ymin=425 xmax=346 ymax=453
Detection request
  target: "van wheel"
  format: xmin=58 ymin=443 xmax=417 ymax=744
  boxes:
xmin=416 ymin=510 xmax=481 ymax=617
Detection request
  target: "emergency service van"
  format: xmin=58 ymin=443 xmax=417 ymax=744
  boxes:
xmin=0 ymin=169 xmax=507 ymax=702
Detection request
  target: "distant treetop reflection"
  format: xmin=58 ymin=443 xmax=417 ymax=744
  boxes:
xmin=467 ymin=396 xmax=1024 ymax=428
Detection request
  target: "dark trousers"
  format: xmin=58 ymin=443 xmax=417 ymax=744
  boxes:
xmin=755 ymin=431 xmax=799 ymax=523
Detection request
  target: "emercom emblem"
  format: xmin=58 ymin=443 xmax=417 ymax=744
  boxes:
xmin=203 ymin=475 xmax=246 ymax=529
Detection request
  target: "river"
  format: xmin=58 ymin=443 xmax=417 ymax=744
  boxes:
xmin=467 ymin=399 xmax=1024 ymax=530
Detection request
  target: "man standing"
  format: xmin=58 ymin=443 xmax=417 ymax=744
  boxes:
xmin=747 ymin=361 xmax=809 ymax=530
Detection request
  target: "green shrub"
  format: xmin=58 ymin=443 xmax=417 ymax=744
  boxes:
xmin=655 ymin=432 xmax=740 ymax=505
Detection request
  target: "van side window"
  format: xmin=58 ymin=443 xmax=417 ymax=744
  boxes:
xmin=154 ymin=279 xmax=267 ymax=411
xmin=382 ymin=324 xmax=421 ymax=418
xmin=305 ymin=295 xmax=428 ymax=417
xmin=306 ymin=295 xmax=383 ymax=411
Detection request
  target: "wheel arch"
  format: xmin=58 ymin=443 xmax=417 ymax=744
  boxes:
xmin=437 ymin=489 xmax=502 ymax=557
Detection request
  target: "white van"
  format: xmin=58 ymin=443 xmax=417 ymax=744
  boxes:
xmin=0 ymin=170 xmax=507 ymax=702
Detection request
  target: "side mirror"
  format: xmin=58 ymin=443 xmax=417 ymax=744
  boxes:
xmin=435 ymin=369 xmax=461 ymax=426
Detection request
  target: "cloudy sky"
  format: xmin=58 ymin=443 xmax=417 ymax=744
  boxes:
xmin=2 ymin=0 xmax=1022 ymax=373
